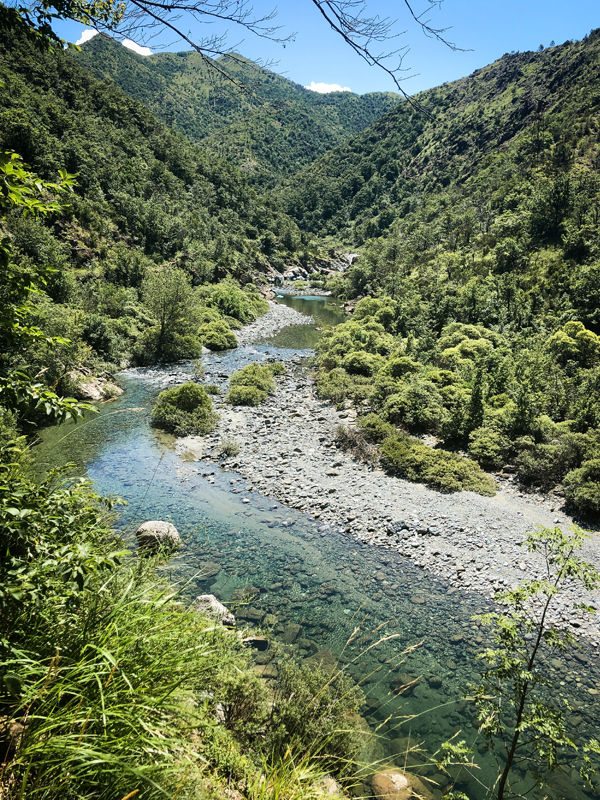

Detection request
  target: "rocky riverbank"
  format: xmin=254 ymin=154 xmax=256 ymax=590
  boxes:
xmin=181 ymin=361 xmax=600 ymax=649
xmin=235 ymin=300 xmax=314 ymax=344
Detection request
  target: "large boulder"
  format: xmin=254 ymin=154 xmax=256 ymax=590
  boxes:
xmin=191 ymin=594 xmax=235 ymax=626
xmin=135 ymin=521 xmax=181 ymax=553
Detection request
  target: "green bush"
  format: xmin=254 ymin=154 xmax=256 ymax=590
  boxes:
xmin=134 ymin=327 xmax=203 ymax=365
xmin=469 ymin=426 xmax=511 ymax=470
xmin=225 ymin=362 xmax=285 ymax=406
xmin=151 ymin=382 xmax=218 ymax=436
xmin=266 ymin=657 xmax=364 ymax=777
xmin=205 ymin=384 xmax=222 ymax=394
xmin=381 ymin=435 xmax=496 ymax=495
xmin=198 ymin=320 xmax=238 ymax=351
xmin=356 ymin=413 xmax=396 ymax=443
xmin=207 ymin=281 xmax=268 ymax=323
xmin=382 ymin=381 xmax=446 ymax=434
xmin=226 ymin=384 xmax=268 ymax=406
xmin=563 ymin=459 xmax=600 ymax=514
xmin=341 ymin=350 xmax=385 ymax=376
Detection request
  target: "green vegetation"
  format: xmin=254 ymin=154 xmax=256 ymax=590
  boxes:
xmin=1 ymin=444 xmax=365 ymax=800
xmin=226 ymin=361 xmax=286 ymax=406
xmin=73 ymin=37 xmax=400 ymax=188
xmin=0 ymin=28 xmax=313 ymax=387
xmin=151 ymin=381 xmax=218 ymax=436
xmin=381 ymin=435 xmax=496 ymax=495
xmin=459 ymin=526 xmax=600 ymax=799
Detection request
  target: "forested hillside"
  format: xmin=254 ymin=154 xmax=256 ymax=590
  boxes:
xmin=73 ymin=36 xmax=400 ymax=187
xmin=290 ymin=31 xmax=600 ymax=514
xmin=0 ymin=30 xmax=313 ymax=384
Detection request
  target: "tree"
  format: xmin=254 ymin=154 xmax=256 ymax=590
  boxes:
xmin=0 ymin=150 xmax=93 ymax=426
xmin=139 ymin=266 xmax=201 ymax=362
xmin=445 ymin=526 xmax=600 ymax=800
xmin=1 ymin=0 xmax=459 ymax=98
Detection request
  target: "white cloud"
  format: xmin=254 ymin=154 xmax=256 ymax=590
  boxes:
xmin=305 ymin=81 xmax=351 ymax=94
xmin=76 ymin=29 xmax=99 ymax=46
xmin=122 ymin=39 xmax=153 ymax=56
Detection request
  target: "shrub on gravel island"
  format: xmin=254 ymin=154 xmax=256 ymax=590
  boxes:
xmin=151 ymin=382 xmax=218 ymax=435
xmin=225 ymin=362 xmax=285 ymax=406
xmin=381 ymin=435 xmax=496 ymax=495
xmin=198 ymin=320 xmax=238 ymax=351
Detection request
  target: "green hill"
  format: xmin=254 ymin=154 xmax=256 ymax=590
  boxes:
xmin=72 ymin=36 xmax=401 ymax=187
xmin=281 ymin=31 xmax=600 ymax=513
xmin=0 ymin=28 xmax=312 ymax=377
xmin=280 ymin=31 xmax=600 ymax=247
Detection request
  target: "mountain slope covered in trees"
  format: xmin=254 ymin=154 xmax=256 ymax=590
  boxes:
xmin=0 ymin=29 xmax=314 ymax=383
xmin=72 ymin=36 xmax=400 ymax=187
xmin=290 ymin=31 xmax=600 ymax=514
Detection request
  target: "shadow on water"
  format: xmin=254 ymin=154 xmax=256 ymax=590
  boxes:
xmin=267 ymin=293 xmax=347 ymax=350
xmin=34 ymin=302 xmax=600 ymax=800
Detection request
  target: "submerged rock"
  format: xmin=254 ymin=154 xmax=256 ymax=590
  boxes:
xmin=135 ymin=520 xmax=181 ymax=553
xmin=191 ymin=594 xmax=235 ymax=626
xmin=371 ymin=770 xmax=434 ymax=800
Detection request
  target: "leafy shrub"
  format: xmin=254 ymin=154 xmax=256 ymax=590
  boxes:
xmin=134 ymin=326 xmax=203 ymax=365
xmin=207 ymin=281 xmax=268 ymax=323
xmin=341 ymin=350 xmax=384 ymax=376
xmin=219 ymin=436 xmax=241 ymax=457
xmin=205 ymin=384 xmax=222 ymax=394
xmin=563 ymin=459 xmax=600 ymax=514
xmin=356 ymin=413 xmax=396 ymax=443
xmin=382 ymin=381 xmax=446 ymax=434
xmin=198 ymin=320 xmax=238 ymax=351
xmin=384 ymin=355 xmax=422 ymax=378
xmin=225 ymin=362 xmax=285 ymax=405
xmin=266 ymin=657 xmax=364 ymax=777
xmin=469 ymin=426 xmax=511 ymax=470
xmin=268 ymin=361 xmax=287 ymax=376
xmin=381 ymin=435 xmax=496 ymax=495
xmin=151 ymin=382 xmax=218 ymax=436
xmin=226 ymin=385 xmax=267 ymax=406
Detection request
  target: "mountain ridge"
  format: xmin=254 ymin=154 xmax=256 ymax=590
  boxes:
xmin=72 ymin=36 xmax=401 ymax=187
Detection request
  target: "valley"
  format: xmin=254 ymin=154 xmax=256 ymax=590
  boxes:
xmin=2 ymin=8 xmax=600 ymax=800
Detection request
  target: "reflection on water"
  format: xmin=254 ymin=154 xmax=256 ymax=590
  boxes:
xmin=268 ymin=293 xmax=347 ymax=349
xmin=35 ymin=306 xmax=600 ymax=800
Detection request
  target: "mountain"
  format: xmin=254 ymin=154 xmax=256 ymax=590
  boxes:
xmin=72 ymin=36 xmax=401 ymax=187
xmin=279 ymin=30 xmax=600 ymax=249
xmin=0 ymin=29 xmax=307 ymax=283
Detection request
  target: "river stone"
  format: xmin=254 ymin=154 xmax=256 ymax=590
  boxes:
xmin=237 ymin=607 xmax=265 ymax=623
xmin=410 ymin=595 xmax=426 ymax=605
xmin=371 ymin=770 xmax=410 ymax=800
xmin=303 ymin=648 xmax=337 ymax=675
xmin=391 ymin=673 xmax=418 ymax=696
xmin=191 ymin=594 xmax=235 ymax=626
xmin=135 ymin=521 xmax=181 ymax=553
xmin=372 ymin=771 xmax=434 ymax=800
xmin=280 ymin=623 xmax=302 ymax=644
xmin=231 ymin=586 xmax=260 ymax=602
xmin=198 ymin=561 xmax=221 ymax=578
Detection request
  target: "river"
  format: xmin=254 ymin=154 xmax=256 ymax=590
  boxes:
xmin=35 ymin=295 xmax=599 ymax=800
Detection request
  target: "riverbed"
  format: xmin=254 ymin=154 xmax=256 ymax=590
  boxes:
xmin=35 ymin=296 xmax=600 ymax=800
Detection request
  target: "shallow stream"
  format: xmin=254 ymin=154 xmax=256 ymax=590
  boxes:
xmin=35 ymin=296 xmax=599 ymax=799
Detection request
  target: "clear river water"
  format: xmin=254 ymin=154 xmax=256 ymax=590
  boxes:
xmin=35 ymin=295 xmax=598 ymax=800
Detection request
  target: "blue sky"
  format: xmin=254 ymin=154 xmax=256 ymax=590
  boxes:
xmin=57 ymin=1 xmax=600 ymax=96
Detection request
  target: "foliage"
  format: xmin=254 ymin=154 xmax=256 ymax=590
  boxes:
xmin=563 ymin=458 xmax=600 ymax=514
xmin=465 ymin=525 xmax=600 ymax=799
xmin=198 ymin=319 xmax=238 ymax=351
xmin=150 ymin=381 xmax=218 ymax=436
xmin=381 ymin=435 xmax=496 ymax=495
xmin=265 ymin=657 xmax=365 ymax=777
xmin=219 ymin=436 xmax=241 ymax=457
xmin=225 ymin=361 xmax=284 ymax=405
